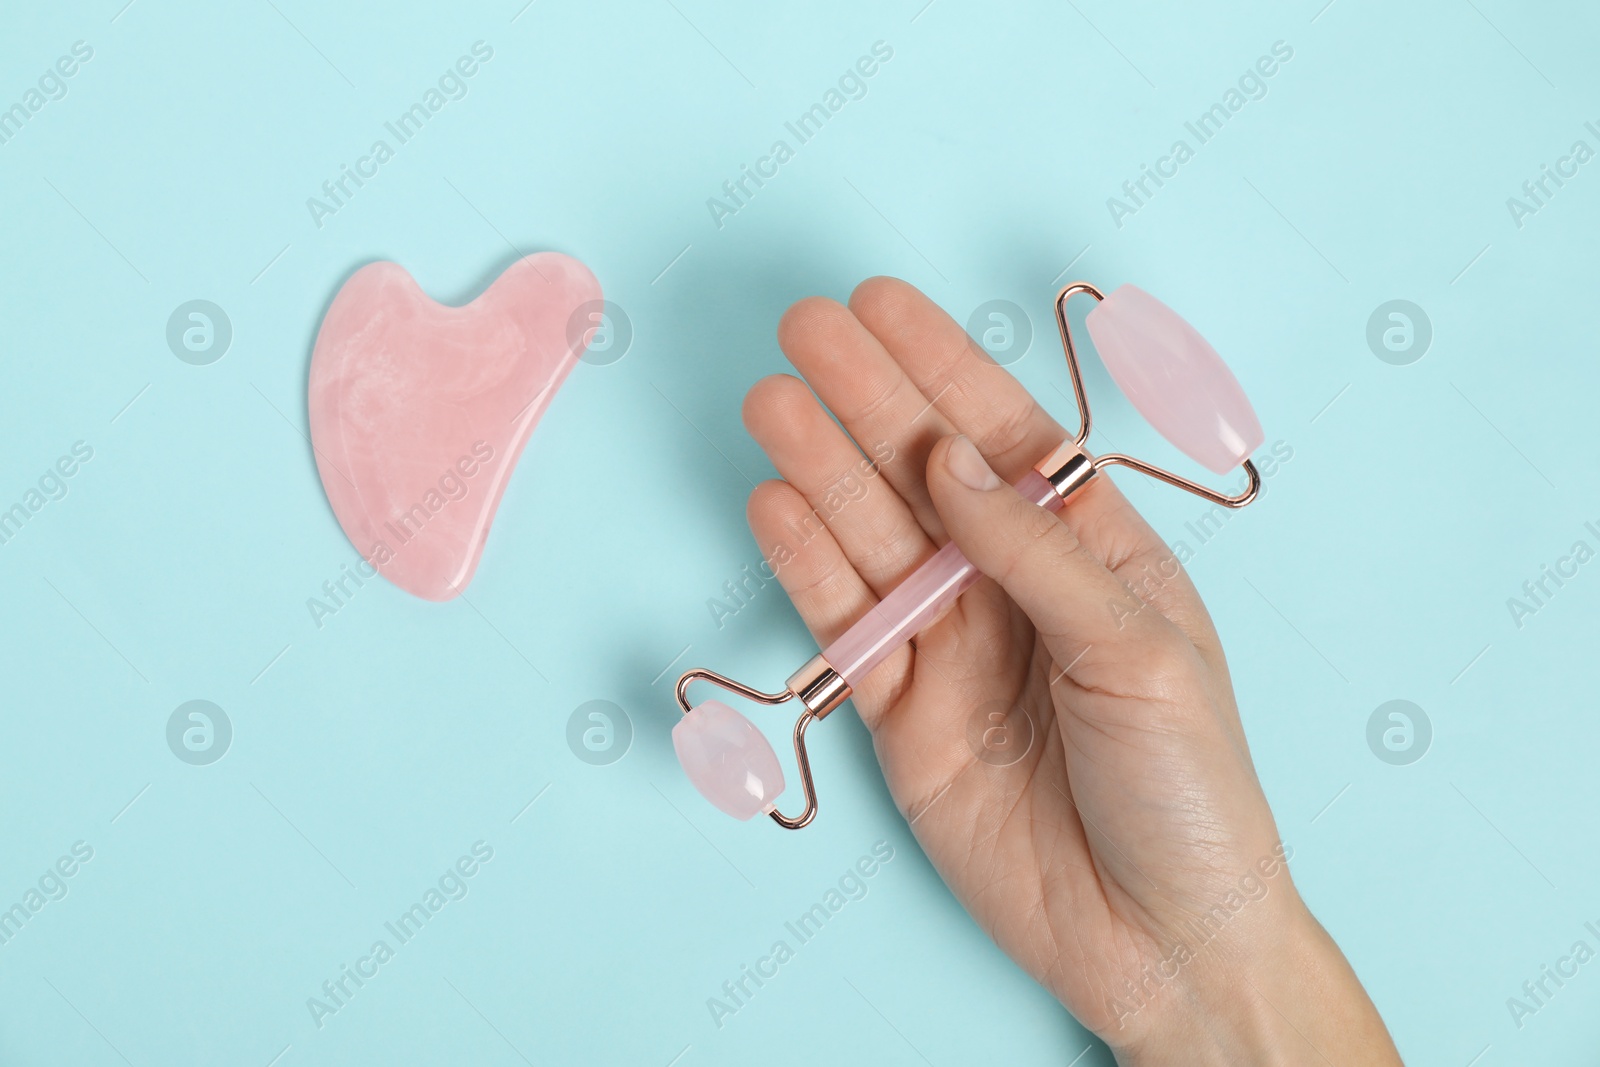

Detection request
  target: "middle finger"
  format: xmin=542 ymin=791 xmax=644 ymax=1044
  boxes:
xmin=775 ymin=294 xmax=958 ymax=538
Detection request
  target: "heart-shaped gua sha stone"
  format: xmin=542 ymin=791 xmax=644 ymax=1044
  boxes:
xmin=309 ymin=253 xmax=601 ymax=601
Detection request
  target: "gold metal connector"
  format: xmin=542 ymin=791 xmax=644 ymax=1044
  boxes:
xmin=786 ymin=654 xmax=852 ymax=719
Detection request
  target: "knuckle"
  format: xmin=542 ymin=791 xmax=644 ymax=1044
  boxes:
xmin=848 ymin=369 xmax=906 ymax=426
xmin=1140 ymin=633 xmax=1196 ymax=681
xmin=979 ymin=396 xmax=1043 ymax=466
xmin=852 ymin=528 xmax=918 ymax=584
xmin=1112 ymin=632 xmax=1207 ymax=706
xmin=995 ymin=501 xmax=1078 ymax=587
xmin=783 ymin=555 xmax=850 ymax=601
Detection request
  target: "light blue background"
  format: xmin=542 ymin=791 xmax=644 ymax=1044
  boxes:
xmin=2 ymin=0 xmax=1597 ymax=1063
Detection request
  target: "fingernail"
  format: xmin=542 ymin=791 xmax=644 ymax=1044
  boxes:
xmin=947 ymin=435 xmax=1001 ymax=491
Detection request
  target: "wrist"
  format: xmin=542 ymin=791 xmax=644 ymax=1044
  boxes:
xmin=1107 ymin=896 xmax=1399 ymax=1066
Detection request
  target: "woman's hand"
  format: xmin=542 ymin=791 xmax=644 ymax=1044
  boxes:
xmin=740 ymin=277 xmax=1399 ymax=1063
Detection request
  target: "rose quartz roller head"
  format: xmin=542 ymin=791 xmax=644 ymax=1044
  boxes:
xmin=674 ymin=282 xmax=1265 ymax=829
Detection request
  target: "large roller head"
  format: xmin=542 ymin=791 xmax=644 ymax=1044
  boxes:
xmin=1085 ymin=284 xmax=1263 ymax=475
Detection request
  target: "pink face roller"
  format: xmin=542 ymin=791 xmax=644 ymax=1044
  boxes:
xmin=673 ymin=282 xmax=1266 ymax=829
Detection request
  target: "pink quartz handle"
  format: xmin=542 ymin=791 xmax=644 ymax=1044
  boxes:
xmin=822 ymin=469 xmax=1062 ymax=687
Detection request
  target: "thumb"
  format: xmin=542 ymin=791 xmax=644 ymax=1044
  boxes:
xmin=926 ymin=434 xmax=1175 ymax=680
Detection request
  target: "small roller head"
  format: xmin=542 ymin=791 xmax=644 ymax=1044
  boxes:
xmin=672 ymin=700 xmax=786 ymax=820
xmin=1086 ymin=285 xmax=1264 ymax=475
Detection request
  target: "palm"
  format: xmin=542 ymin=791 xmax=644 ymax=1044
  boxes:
xmin=877 ymin=580 xmax=1241 ymax=1034
xmin=743 ymin=278 xmax=1284 ymax=1042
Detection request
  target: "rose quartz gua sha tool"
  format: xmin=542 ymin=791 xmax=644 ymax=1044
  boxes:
xmin=673 ymin=282 xmax=1266 ymax=829
xmin=309 ymin=253 xmax=601 ymax=601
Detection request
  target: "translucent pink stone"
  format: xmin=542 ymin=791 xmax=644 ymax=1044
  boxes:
xmin=823 ymin=470 xmax=1061 ymax=687
xmin=672 ymin=701 xmax=786 ymax=820
xmin=1086 ymin=284 xmax=1264 ymax=475
xmin=308 ymin=253 xmax=601 ymax=601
